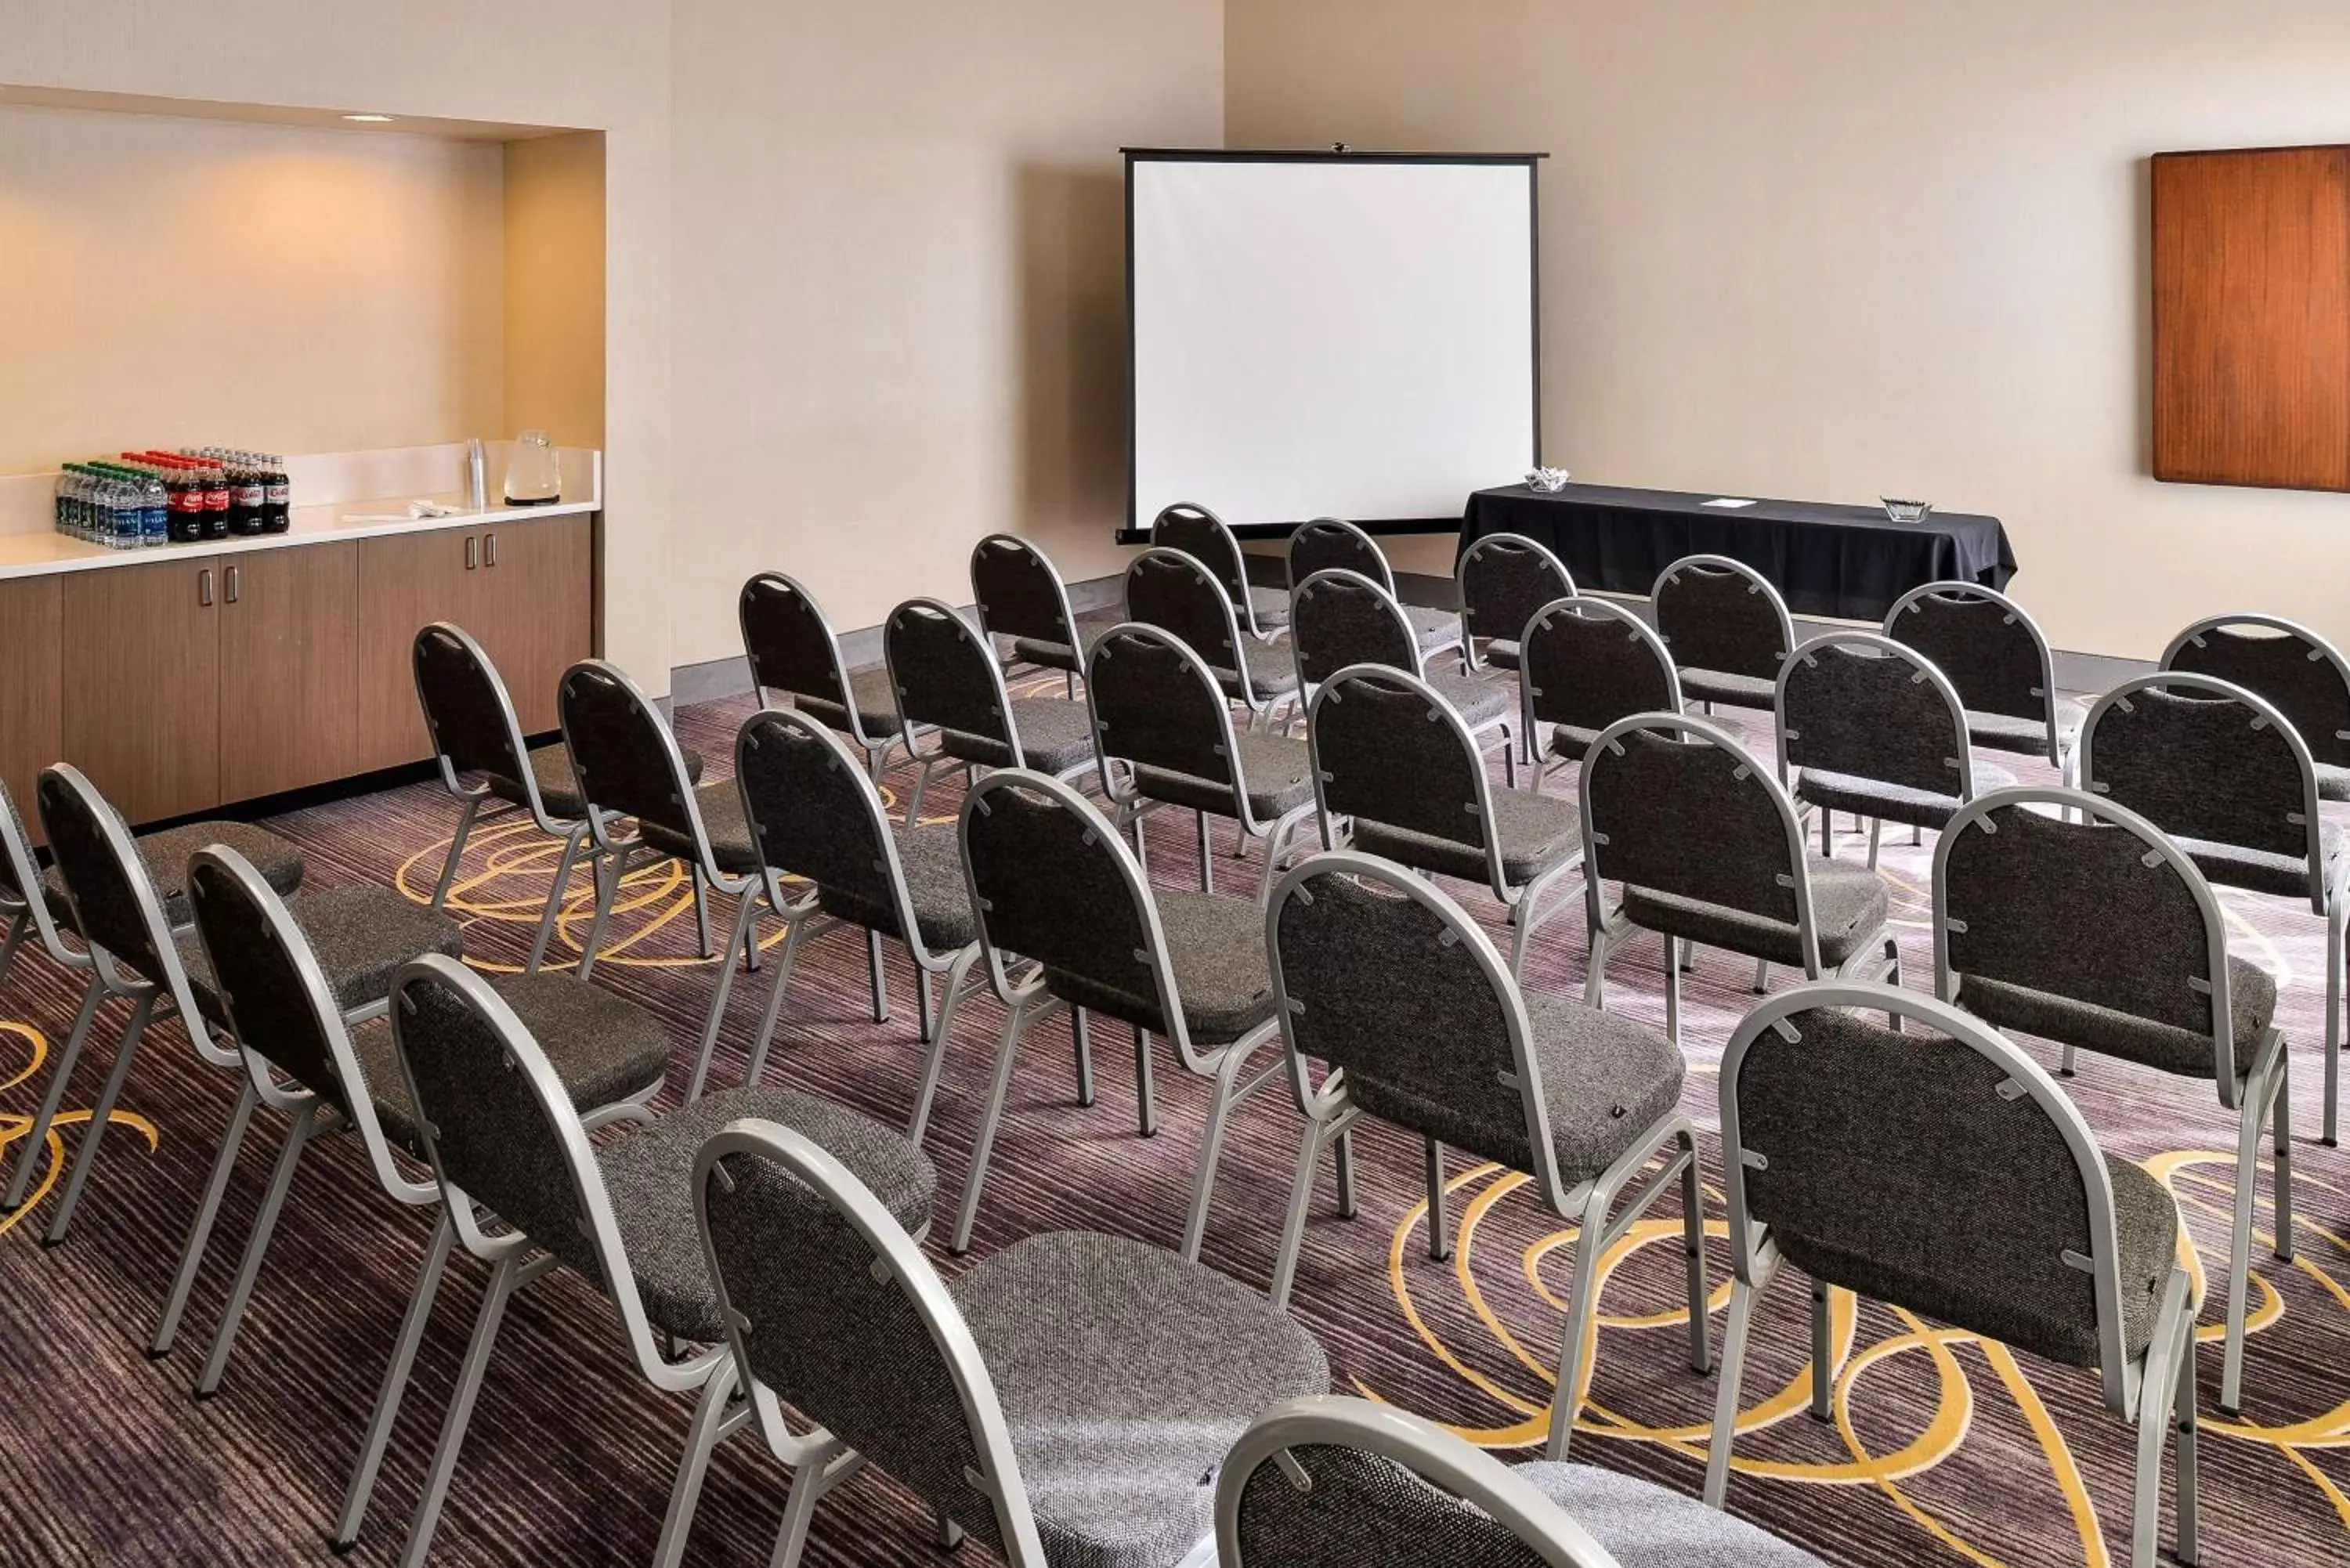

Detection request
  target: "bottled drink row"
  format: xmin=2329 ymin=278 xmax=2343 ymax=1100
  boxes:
xmin=53 ymin=450 xmax=293 ymax=549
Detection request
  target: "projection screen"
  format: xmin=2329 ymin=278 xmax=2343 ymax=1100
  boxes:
xmin=1126 ymin=149 xmax=1542 ymax=534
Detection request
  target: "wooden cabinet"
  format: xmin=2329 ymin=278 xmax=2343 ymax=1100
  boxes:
xmin=355 ymin=528 xmax=482 ymax=773
xmin=473 ymin=515 xmax=592 ymax=735
xmin=219 ymin=544 xmax=360 ymax=804
xmin=0 ymin=576 xmax=62 ymax=844
xmin=60 ymin=558 xmax=223 ymax=826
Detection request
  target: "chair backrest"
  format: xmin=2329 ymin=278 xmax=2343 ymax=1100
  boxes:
xmin=1776 ymin=632 xmax=1975 ymax=800
xmin=884 ymin=598 xmax=1021 ymax=764
xmin=1124 ymin=547 xmax=1257 ymax=695
xmin=1654 ymin=555 xmax=1794 ymax=681
xmin=1933 ymin=787 xmax=2240 ymax=1088
xmin=733 ymin=707 xmax=920 ymax=948
xmin=1883 ymin=583 xmax=2057 ymax=730
xmin=2163 ymin=612 xmax=2350 ymax=771
xmin=1308 ymin=667 xmax=1504 ymax=892
xmin=1286 ymin=517 xmax=1394 ymax=595
xmin=1217 ymin=1396 xmax=1617 ymax=1568
xmin=1519 ymin=597 xmax=1681 ymax=738
xmin=2078 ymin=673 xmax=2322 ymax=900
xmin=739 ymin=572 xmax=871 ymax=738
xmin=960 ymin=769 xmax=1180 ymax=1039
xmin=970 ymin=534 xmax=1080 ymax=655
xmin=1722 ymin=984 xmax=2140 ymax=1393
xmin=1458 ymin=532 xmax=1574 ymax=653
xmin=1267 ymin=854 xmax=1564 ymax=1198
xmin=695 ymin=1122 xmax=1046 ymax=1565
xmin=34 ymin=764 xmax=179 ymax=992
xmin=1084 ymin=623 xmax=1249 ymax=822
xmin=1290 ymin=569 xmax=1419 ymax=692
xmin=556 ymin=659 xmax=712 ymax=862
xmin=1578 ymin=714 xmax=1817 ymax=968
xmin=412 ymin=622 xmax=536 ymax=799
xmin=0 ymin=778 xmax=77 ymax=964
xmin=1152 ymin=501 xmax=1255 ymax=618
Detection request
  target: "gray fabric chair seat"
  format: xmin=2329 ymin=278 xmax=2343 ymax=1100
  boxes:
xmin=2320 ymin=761 xmax=2350 ymax=804
xmin=1246 ymin=583 xmax=1292 ymax=629
xmin=1130 ymin=731 xmax=1314 ymax=820
xmin=1516 ymin=1460 xmax=1828 ymax=1567
xmin=1425 ymin=670 xmax=1513 ymax=731
xmin=1678 ymin=668 xmax=1777 ymax=709
xmin=938 ymin=697 xmax=1096 ymax=776
xmin=1619 ymin=858 xmax=1889 ymax=970
xmin=2174 ymin=821 xmax=2342 ymax=901
xmin=352 ymin=970 xmax=671 ymax=1154
xmin=1405 ymin=602 xmax=1462 ymax=653
xmin=1966 ymin=704 xmax=2081 ymax=761
xmin=1043 ymin=891 xmax=1275 ymax=1045
xmin=1794 ymin=762 xmax=2019 ymax=831
xmin=1772 ymin=1153 xmax=2179 ymax=1366
xmin=1213 ymin=659 xmax=1300 ymax=708
xmin=1350 ymin=789 xmax=1582 ymax=887
xmin=1350 ymin=992 xmax=1683 ymax=1187
xmin=954 ymin=1230 xmax=1328 ymax=1568
xmin=602 ymin=1085 xmax=938 ymax=1343
xmin=1480 ymin=637 xmax=1523 ymax=671
xmin=1544 ymin=723 xmax=1603 ymax=764
xmin=639 ymin=781 xmax=765 ymax=877
xmin=497 ymin=741 xmax=703 ymax=822
xmin=42 ymin=819 xmax=305 ymax=932
xmin=796 ymin=666 xmax=906 ymax=739
xmin=1955 ymin=956 xmax=2276 ymax=1081
xmin=176 ymin=885 xmax=461 ymax=1028
xmin=815 ymin=822 xmax=978 ymax=952
xmin=1010 ymin=611 xmax=1116 ymax=675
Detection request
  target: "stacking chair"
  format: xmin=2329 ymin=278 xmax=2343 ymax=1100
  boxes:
xmin=384 ymin=954 xmax=938 ymax=1568
xmin=1264 ymin=854 xmax=1707 ymax=1461
xmin=2164 ymin=612 xmax=2350 ymax=803
xmin=1308 ymin=666 xmax=1581 ymax=977
xmin=1086 ymin=622 xmax=1317 ymax=902
xmin=692 ymin=1121 xmax=1327 ymax=1568
xmin=1520 ymin=596 xmax=1682 ymax=790
xmin=740 ymin=571 xmax=910 ymax=782
xmin=1581 ymin=714 xmax=1900 ymax=1042
xmin=167 ymin=847 xmax=670 ymax=1551
xmin=1290 ymin=568 xmax=1518 ymax=785
xmin=1775 ymin=631 xmax=2012 ymax=867
xmin=1286 ymin=516 xmax=1462 ymax=661
xmin=706 ymin=707 xmax=984 ymax=1136
xmin=1705 ymin=985 xmax=2200 ymax=1568
xmin=413 ymin=622 xmax=705 ymax=974
xmin=1935 ymin=786 xmax=2289 ymax=1414
xmin=1153 ymin=500 xmax=1289 ymax=639
xmin=949 ymin=769 xmax=1287 ymax=1257
xmin=1457 ymin=530 xmax=1574 ymax=676
xmin=1654 ymin=555 xmax=1794 ymax=714
xmin=970 ymin=533 xmax=1096 ymax=695
xmin=1218 ymin=1396 xmax=1828 ymax=1568
xmin=8 ymin=764 xmax=455 ymax=1252
xmin=1125 ymin=547 xmax=1300 ymax=732
xmin=2080 ymin=670 xmax=2348 ymax=1147
xmin=1885 ymin=582 xmax=2078 ymax=773
xmin=884 ymin=596 xmax=1098 ymax=825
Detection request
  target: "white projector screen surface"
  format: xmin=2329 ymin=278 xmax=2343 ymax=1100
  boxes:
xmin=1130 ymin=154 xmax=1538 ymax=529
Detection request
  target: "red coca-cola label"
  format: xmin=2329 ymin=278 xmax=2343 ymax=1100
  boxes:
xmin=170 ymin=490 xmax=204 ymax=512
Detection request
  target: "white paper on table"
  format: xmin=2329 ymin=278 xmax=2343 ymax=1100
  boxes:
xmin=1701 ymin=497 xmax=1758 ymax=509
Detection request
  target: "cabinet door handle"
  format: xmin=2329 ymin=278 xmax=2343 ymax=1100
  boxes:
xmin=465 ymin=534 xmax=479 ymax=570
xmin=225 ymin=565 xmax=240 ymax=605
xmin=198 ymin=568 xmax=214 ymax=607
xmin=484 ymin=531 xmax=498 ymax=568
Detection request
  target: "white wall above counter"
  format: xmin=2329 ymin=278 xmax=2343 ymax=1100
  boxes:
xmin=0 ymin=441 xmax=599 ymax=580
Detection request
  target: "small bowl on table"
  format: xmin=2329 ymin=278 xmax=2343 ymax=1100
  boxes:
xmin=1880 ymin=497 xmax=1932 ymax=524
xmin=1526 ymin=468 xmax=1574 ymax=493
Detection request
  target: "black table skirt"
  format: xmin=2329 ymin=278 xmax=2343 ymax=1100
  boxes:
xmin=1459 ymin=483 xmax=2017 ymax=623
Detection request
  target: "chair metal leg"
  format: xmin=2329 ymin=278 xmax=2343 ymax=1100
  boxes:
xmin=1867 ymin=817 xmax=1883 ymax=870
xmin=2174 ymin=1307 xmax=2202 ymax=1568
xmin=1911 ymin=822 xmax=1924 ymax=847
xmin=2273 ymin=1067 xmax=2295 ymax=1264
xmin=397 ymin=1251 xmax=529 ymax=1568
xmin=1270 ymin=1115 xmax=1336 ymax=1313
xmin=0 ymin=908 xmax=26 ymax=991
xmin=2 ymin=972 xmax=107 ymax=1211
xmin=334 ymin=1213 xmax=456 ymax=1552
xmin=1544 ymin=1184 xmax=1613 ymax=1461
xmin=866 ymin=928 xmax=889 ymax=1024
xmin=526 ymin=827 xmax=586 ymax=974
xmin=2059 ymin=1044 xmax=2077 ymax=1076
xmin=906 ymin=948 xmax=979 ymax=1145
xmin=576 ymin=844 xmax=634 ymax=984
xmin=692 ymin=869 xmax=715 ymax=959
xmin=1820 ymin=807 xmax=1833 ymax=857
xmin=1133 ymin=1025 xmax=1157 ymax=1136
xmin=686 ymin=890 xmax=763 ymax=1104
xmin=915 ymin=962 xmax=936 ymax=1044
xmin=742 ymin=918 xmax=812 ymax=1090
xmin=652 ymin=1359 xmax=739 ymax=1568
xmin=1664 ymin=949 xmax=1683 ymax=1051
xmin=768 ymin=1441 xmax=859 ymax=1568
xmin=1704 ymin=1277 xmax=1763 ymax=1508
xmin=2131 ymin=1270 xmax=2196 ymax=1568
xmin=2220 ymin=1090 xmax=2265 ymax=1415
xmin=1583 ymin=923 xmax=1613 ymax=1010
xmin=150 ymin=1078 xmax=262 ymax=1358
xmin=1752 ymin=956 xmax=1770 ymax=994
xmin=1196 ymin=811 xmax=1214 ymax=894
xmin=1425 ymin=1139 xmax=1450 ymax=1262
xmin=196 ymin=1101 xmax=320 ymax=1398
xmin=1335 ymin=1128 xmax=1358 ymax=1219
xmin=1679 ymin=1130 xmax=1711 ymax=1375
xmin=1072 ymin=1008 xmax=1094 ymax=1107
xmin=42 ymin=992 xmax=157 ymax=1246
xmin=1180 ymin=1041 xmax=1271 ymax=1261
xmin=950 ymin=999 xmax=1036 ymax=1252
xmin=431 ymin=797 xmax=483 ymax=910
xmin=1809 ymin=1280 xmax=1834 ymax=1421
xmin=2326 ymin=893 xmax=2345 ymax=1145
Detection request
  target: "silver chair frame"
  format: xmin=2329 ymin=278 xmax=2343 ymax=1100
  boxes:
xmin=2079 ymin=670 xmax=2345 ymax=1147
xmin=1773 ymin=629 xmax=1982 ymax=869
xmin=1885 ymin=580 xmax=2075 ymax=773
xmin=949 ymin=768 xmax=1286 ymax=1258
xmin=1456 ymin=529 xmax=1575 ymax=677
xmin=1307 ymin=664 xmax=1582 ymax=981
xmin=1933 ymin=785 xmax=2290 ymax=1414
xmin=1262 ymin=853 xmax=1708 ymax=1461
xmin=1519 ymin=595 xmax=1683 ymax=796
xmin=885 ymin=595 xmax=1099 ymax=827
xmin=1654 ymin=553 xmax=1795 ymax=715
xmin=741 ymin=570 xmax=916 ymax=784
xmin=1216 ymin=1395 xmax=1623 ymax=1568
xmin=1126 ymin=547 xmax=1300 ymax=735
xmin=1580 ymin=712 xmax=1902 ymax=1045
xmin=1705 ymin=982 xmax=2201 ymax=1568
xmin=1292 ymin=567 xmax=1517 ymax=784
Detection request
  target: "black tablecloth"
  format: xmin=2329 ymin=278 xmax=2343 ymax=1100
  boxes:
xmin=1459 ymin=483 xmax=2016 ymax=623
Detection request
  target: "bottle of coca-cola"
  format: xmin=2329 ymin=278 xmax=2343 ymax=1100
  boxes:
xmin=230 ymin=454 xmax=266 ymax=536
xmin=262 ymin=454 xmax=291 ymax=532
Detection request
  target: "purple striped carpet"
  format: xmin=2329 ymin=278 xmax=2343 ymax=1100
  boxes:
xmin=1 ymin=681 xmax=2345 ymax=1565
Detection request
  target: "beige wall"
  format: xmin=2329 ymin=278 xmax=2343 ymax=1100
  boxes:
xmin=504 ymin=132 xmax=606 ymax=451
xmin=1227 ymin=0 xmax=2350 ymax=659
xmin=667 ymin=0 xmax=1224 ymax=663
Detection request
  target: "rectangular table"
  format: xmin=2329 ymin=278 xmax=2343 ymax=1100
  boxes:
xmin=1459 ymin=482 xmax=2016 ymax=623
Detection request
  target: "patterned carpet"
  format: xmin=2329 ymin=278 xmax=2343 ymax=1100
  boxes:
xmin=0 ymin=678 xmax=2345 ymax=1566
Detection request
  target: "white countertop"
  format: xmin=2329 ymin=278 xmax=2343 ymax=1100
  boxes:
xmin=0 ymin=493 xmax=598 ymax=582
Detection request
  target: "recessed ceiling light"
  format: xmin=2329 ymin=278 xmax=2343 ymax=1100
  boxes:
xmin=342 ymin=113 xmax=396 ymax=124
